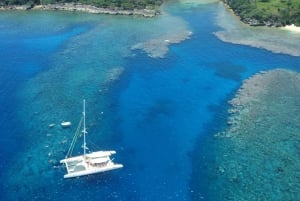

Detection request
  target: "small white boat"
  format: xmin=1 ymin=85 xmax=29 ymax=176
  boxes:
xmin=60 ymin=100 xmax=123 ymax=179
xmin=48 ymin=123 xmax=55 ymax=128
xmin=61 ymin=121 xmax=71 ymax=128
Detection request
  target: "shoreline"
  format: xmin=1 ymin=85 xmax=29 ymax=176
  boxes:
xmin=282 ymin=24 xmax=300 ymax=33
xmin=0 ymin=3 xmax=159 ymax=17
xmin=221 ymin=1 xmax=300 ymax=34
xmin=221 ymin=0 xmax=299 ymax=28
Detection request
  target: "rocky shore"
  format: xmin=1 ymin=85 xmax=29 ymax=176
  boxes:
xmin=0 ymin=3 xmax=159 ymax=17
xmin=241 ymin=17 xmax=283 ymax=27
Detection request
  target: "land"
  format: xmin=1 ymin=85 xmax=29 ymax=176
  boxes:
xmin=1 ymin=0 xmax=300 ymax=26
xmin=0 ymin=0 xmax=163 ymax=17
xmin=223 ymin=0 xmax=300 ymax=26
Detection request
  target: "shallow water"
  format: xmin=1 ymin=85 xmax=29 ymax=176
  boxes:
xmin=193 ymin=69 xmax=300 ymax=200
xmin=214 ymin=2 xmax=300 ymax=57
xmin=0 ymin=1 xmax=300 ymax=201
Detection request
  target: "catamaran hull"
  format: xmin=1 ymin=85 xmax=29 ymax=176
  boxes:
xmin=60 ymin=100 xmax=123 ymax=179
xmin=63 ymin=164 xmax=123 ymax=179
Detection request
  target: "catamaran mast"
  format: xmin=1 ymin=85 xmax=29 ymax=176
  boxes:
xmin=83 ymin=99 xmax=87 ymax=157
xmin=60 ymin=99 xmax=123 ymax=178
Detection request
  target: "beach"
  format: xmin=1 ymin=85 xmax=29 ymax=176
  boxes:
xmin=282 ymin=24 xmax=300 ymax=33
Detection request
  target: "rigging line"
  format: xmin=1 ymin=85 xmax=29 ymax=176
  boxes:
xmin=89 ymin=139 xmax=101 ymax=151
xmin=85 ymin=132 xmax=103 ymax=151
xmin=65 ymin=116 xmax=83 ymax=158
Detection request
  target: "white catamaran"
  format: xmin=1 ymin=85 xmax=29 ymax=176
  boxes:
xmin=60 ymin=100 xmax=123 ymax=179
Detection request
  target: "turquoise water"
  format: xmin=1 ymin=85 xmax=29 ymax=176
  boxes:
xmin=0 ymin=1 xmax=300 ymax=201
xmin=203 ymin=69 xmax=300 ymax=200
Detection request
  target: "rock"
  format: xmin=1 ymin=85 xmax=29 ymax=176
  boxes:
xmin=242 ymin=18 xmax=264 ymax=26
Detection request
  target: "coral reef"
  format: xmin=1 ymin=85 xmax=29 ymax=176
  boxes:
xmin=203 ymin=69 xmax=300 ymax=200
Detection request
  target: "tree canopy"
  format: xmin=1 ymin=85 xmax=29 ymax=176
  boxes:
xmin=1 ymin=0 xmax=164 ymax=10
xmin=224 ymin=0 xmax=300 ymax=26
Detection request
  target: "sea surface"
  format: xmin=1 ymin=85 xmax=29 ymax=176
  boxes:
xmin=0 ymin=1 xmax=299 ymax=201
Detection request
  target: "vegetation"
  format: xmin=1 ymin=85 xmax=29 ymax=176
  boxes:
xmin=223 ymin=0 xmax=300 ymax=26
xmin=0 ymin=0 xmax=164 ymax=10
xmin=2 ymin=0 xmax=299 ymax=25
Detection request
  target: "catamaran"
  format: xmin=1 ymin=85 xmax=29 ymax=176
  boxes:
xmin=60 ymin=99 xmax=123 ymax=179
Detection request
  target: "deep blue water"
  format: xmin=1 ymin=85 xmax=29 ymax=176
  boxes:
xmin=0 ymin=18 xmax=88 ymax=172
xmin=0 ymin=3 xmax=300 ymax=201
